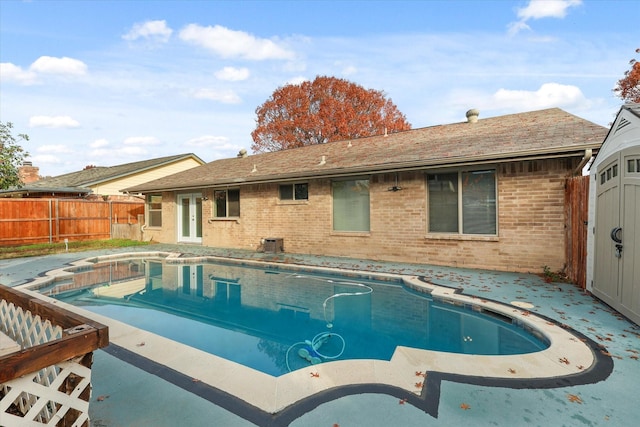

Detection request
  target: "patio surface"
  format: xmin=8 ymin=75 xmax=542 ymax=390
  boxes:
xmin=1 ymin=243 xmax=639 ymax=426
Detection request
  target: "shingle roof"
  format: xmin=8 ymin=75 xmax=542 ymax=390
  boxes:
xmin=125 ymin=108 xmax=607 ymax=193
xmin=28 ymin=153 xmax=204 ymax=189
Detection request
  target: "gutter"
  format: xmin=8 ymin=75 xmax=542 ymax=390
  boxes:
xmin=572 ymin=149 xmax=594 ymax=176
xmin=128 ymin=146 xmax=601 ymax=194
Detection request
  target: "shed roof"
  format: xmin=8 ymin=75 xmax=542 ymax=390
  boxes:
xmin=125 ymin=108 xmax=607 ymax=193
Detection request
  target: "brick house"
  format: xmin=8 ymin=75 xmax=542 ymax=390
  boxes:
xmin=125 ymin=108 xmax=606 ymax=273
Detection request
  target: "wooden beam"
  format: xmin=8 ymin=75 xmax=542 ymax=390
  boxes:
xmin=0 ymin=286 xmax=109 ymax=383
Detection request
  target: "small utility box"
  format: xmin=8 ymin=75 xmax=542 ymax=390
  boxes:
xmin=264 ymin=238 xmax=284 ymax=253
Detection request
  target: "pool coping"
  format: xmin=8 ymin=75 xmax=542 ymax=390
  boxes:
xmin=16 ymin=251 xmax=614 ymax=419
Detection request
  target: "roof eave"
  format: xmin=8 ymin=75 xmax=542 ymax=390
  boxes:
xmin=127 ymin=145 xmax=599 ymax=193
xmin=81 ymin=154 xmax=205 ymax=187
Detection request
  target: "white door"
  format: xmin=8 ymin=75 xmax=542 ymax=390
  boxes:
xmin=177 ymin=193 xmax=202 ymax=243
xmin=593 ymin=148 xmax=640 ymax=325
xmin=593 ymin=154 xmax=620 ymax=305
xmin=619 ymin=147 xmax=640 ymax=323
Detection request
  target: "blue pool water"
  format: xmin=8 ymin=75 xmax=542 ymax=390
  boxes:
xmin=46 ymin=258 xmax=548 ymax=376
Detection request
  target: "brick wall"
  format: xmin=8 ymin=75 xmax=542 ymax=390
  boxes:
xmin=18 ymin=162 xmax=40 ymax=184
xmin=151 ymin=158 xmax=576 ymax=274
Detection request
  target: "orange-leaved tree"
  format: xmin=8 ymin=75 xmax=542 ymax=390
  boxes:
xmin=614 ymin=48 xmax=640 ymax=103
xmin=251 ymin=76 xmax=411 ymax=152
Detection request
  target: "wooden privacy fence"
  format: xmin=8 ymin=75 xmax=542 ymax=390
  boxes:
xmin=565 ymin=175 xmax=590 ymax=289
xmin=0 ymin=199 xmax=144 ymax=246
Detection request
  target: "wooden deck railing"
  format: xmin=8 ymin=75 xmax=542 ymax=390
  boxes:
xmin=0 ymin=285 xmax=109 ymax=426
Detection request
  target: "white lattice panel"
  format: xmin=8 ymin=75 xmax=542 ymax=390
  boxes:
xmin=1 ymin=300 xmax=93 ymax=426
xmin=0 ymin=300 xmax=63 ymax=349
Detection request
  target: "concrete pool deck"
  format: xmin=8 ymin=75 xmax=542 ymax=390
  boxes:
xmin=1 ymin=243 xmax=639 ymax=426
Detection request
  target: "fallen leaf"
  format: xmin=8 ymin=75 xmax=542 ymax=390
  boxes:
xmin=96 ymin=395 xmax=109 ymax=402
xmin=310 ymin=372 xmax=320 ymax=378
xmin=399 ymin=398 xmax=407 ymax=405
xmin=415 ymin=371 xmax=426 ymax=377
xmin=415 ymin=382 xmax=423 ymax=389
xmin=559 ymin=357 xmax=570 ymax=365
xmin=508 ymin=368 xmax=516 ymax=374
xmin=460 ymin=403 xmax=471 ymax=410
xmin=567 ymin=394 xmax=583 ymax=404
xmin=136 ymin=342 xmax=145 ymax=347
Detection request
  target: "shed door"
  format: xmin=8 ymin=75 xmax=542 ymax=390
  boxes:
xmin=593 ymin=147 xmax=640 ymax=325
xmin=619 ymin=148 xmax=640 ymax=321
xmin=593 ymin=155 xmax=620 ymax=304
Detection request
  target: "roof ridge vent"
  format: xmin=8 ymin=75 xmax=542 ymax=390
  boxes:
xmin=466 ymin=109 xmax=480 ymax=123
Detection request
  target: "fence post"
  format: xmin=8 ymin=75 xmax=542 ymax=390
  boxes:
xmin=48 ymin=199 xmax=53 ymax=244
xmin=55 ymin=199 xmax=60 ymax=243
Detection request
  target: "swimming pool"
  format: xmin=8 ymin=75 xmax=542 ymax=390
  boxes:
xmin=39 ymin=255 xmax=547 ymax=376
xmin=19 ymin=251 xmax=602 ymax=414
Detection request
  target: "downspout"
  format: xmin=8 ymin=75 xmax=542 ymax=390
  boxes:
xmin=573 ymin=149 xmax=593 ymax=176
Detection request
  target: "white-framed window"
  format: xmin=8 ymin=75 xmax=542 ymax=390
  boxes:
xmin=332 ymin=179 xmax=370 ymax=232
xmin=146 ymin=194 xmax=162 ymax=227
xmin=600 ymin=163 xmax=619 ymax=184
xmin=279 ymin=183 xmax=308 ymax=200
xmin=427 ymin=169 xmax=497 ymax=235
xmin=214 ymin=188 xmax=240 ymax=218
xmin=626 ymin=157 xmax=640 ymax=175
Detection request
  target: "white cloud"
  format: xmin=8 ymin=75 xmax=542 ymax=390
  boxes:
xmin=342 ymin=65 xmax=358 ymax=76
xmin=507 ymin=21 xmax=531 ymax=36
xmin=123 ymin=20 xmax=173 ymax=43
xmin=215 ymin=66 xmax=250 ymax=81
xmin=119 ymin=145 xmax=149 ymax=155
xmin=90 ymin=139 xmax=109 ymax=148
xmin=192 ymin=88 xmax=242 ymax=104
xmin=517 ymin=0 xmax=582 ymax=20
xmin=184 ymin=135 xmax=230 ymax=148
xmin=30 ymin=56 xmax=87 ymax=76
xmin=37 ymin=144 xmax=74 ymax=154
xmin=90 ymin=145 xmax=148 ymax=159
xmin=179 ymin=24 xmax=294 ymax=60
xmin=29 ymin=154 xmax=63 ymax=166
xmin=285 ymin=76 xmax=307 ymax=86
xmin=123 ymin=136 xmax=161 ymax=146
xmin=508 ymin=0 xmax=582 ymax=35
xmin=0 ymin=62 xmax=38 ymax=84
xmin=492 ymin=82 xmax=587 ymax=110
xmin=29 ymin=115 xmax=80 ymax=129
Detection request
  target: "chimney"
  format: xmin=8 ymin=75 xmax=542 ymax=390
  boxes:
xmin=466 ymin=109 xmax=480 ymax=123
xmin=19 ymin=161 xmax=40 ymax=184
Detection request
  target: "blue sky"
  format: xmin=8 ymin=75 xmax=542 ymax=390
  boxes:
xmin=1 ymin=0 xmax=637 ymax=177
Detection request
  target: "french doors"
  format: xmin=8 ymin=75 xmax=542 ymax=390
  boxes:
xmin=177 ymin=193 xmax=202 ymax=243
